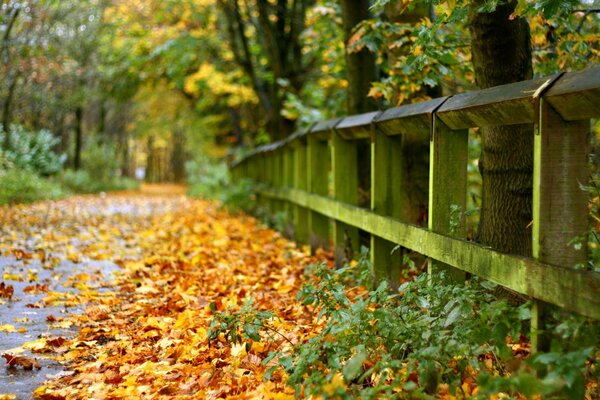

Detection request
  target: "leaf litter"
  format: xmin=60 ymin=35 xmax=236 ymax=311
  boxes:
xmin=0 ymin=187 xmax=325 ymax=399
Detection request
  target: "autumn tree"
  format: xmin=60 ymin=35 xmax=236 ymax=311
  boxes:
xmin=218 ymin=0 xmax=316 ymax=141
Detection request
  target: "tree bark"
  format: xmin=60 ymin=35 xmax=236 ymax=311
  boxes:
xmin=171 ymin=129 xmax=186 ymax=183
xmin=1 ymin=71 xmax=21 ymax=150
xmin=74 ymin=106 xmax=84 ymax=170
xmin=469 ymin=0 xmax=533 ymax=256
xmin=384 ymin=3 xmax=438 ymax=226
xmin=340 ymin=0 xmax=378 ymax=114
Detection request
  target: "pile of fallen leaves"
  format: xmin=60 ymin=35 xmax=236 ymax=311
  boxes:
xmin=1 ymin=189 xmax=324 ymax=398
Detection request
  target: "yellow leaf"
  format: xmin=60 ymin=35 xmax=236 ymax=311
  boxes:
xmin=0 ymin=324 xmax=16 ymax=333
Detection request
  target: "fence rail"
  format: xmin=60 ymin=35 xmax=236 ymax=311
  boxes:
xmin=230 ymin=67 xmax=600 ymax=329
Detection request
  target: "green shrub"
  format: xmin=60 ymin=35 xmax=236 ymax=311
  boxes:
xmin=210 ymin=250 xmax=599 ymax=399
xmin=60 ymin=169 xmax=139 ymax=194
xmin=80 ymin=138 xmax=121 ymax=183
xmin=0 ymin=125 xmax=65 ymax=175
xmin=0 ymin=169 xmax=66 ymax=205
xmin=187 ymin=159 xmax=257 ymax=213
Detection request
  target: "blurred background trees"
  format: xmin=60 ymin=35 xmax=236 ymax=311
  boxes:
xmin=0 ymin=0 xmax=598 ymax=204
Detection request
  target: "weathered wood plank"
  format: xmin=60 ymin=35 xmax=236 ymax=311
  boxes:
xmin=428 ymin=117 xmax=468 ymax=281
xmin=257 ymin=186 xmax=600 ymax=320
xmin=531 ymin=100 xmax=591 ymax=352
xmin=293 ymin=143 xmax=309 ymax=244
xmin=544 ymin=66 xmax=600 ymax=121
xmin=371 ymin=126 xmax=404 ymax=286
xmin=283 ymin=147 xmax=294 ymax=234
xmin=335 ymin=111 xmax=382 ymax=140
xmin=437 ymin=75 xmax=560 ymax=129
xmin=533 ymin=101 xmax=590 ymax=266
xmin=375 ymin=97 xmax=448 ymax=142
xmin=332 ymin=132 xmax=359 ymax=266
xmin=308 ymin=135 xmax=330 ymax=251
xmin=310 ymin=117 xmax=343 ymax=141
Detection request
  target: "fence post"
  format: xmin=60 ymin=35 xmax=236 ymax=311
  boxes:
xmin=283 ymin=146 xmax=294 ymax=236
xmin=272 ymin=150 xmax=283 ymax=215
xmin=370 ymin=124 xmax=404 ymax=287
xmin=307 ymin=134 xmax=330 ymax=251
xmin=531 ymin=99 xmax=590 ymax=353
xmin=293 ymin=138 xmax=309 ymax=244
xmin=332 ymin=129 xmax=359 ymax=266
xmin=428 ymin=116 xmax=468 ymax=281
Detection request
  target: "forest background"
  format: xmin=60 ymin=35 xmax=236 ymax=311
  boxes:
xmin=0 ymin=0 xmax=598 ymax=202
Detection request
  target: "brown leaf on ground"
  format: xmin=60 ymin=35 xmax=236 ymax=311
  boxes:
xmin=2 ymin=354 xmax=41 ymax=370
xmin=0 ymin=282 xmax=14 ymax=300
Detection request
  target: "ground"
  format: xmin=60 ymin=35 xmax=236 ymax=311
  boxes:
xmin=0 ymin=185 xmax=323 ymax=399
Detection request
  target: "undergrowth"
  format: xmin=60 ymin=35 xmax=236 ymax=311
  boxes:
xmin=210 ymin=250 xmax=600 ymax=399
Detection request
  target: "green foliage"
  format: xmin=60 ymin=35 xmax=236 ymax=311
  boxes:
xmin=208 ymin=298 xmax=276 ymax=345
xmin=59 ymin=169 xmax=138 ymax=194
xmin=282 ymin=263 xmax=530 ymax=398
xmin=355 ymin=0 xmax=599 ymax=106
xmin=187 ymin=159 xmax=257 ymax=214
xmin=0 ymin=169 xmax=66 ymax=205
xmin=210 ymin=251 xmax=598 ymax=397
xmin=0 ymin=125 xmax=66 ymax=176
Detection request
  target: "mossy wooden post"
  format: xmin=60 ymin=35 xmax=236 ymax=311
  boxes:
xmin=428 ymin=116 xmax=468 ymax=282
xmin=307 ymin=134 xmax=330 ymax=251
xmin=272 ymin=150 xmax=283 ymax=214
xmin=294 ymin=139 xmax=309 ymax=244
xmin=370 ymin=123 xmax=404 ymax=287
xmin=531 ymin=99 xmax=590 ymax=353
xmin=332 ymin=129 xmax=359 ymax=267
xmin=283 ymin=146 xmax=295 ymax=235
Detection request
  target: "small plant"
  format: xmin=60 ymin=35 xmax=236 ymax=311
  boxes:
xmin=207 ymin=298 xmax=289 ymax=347
xmin=0 ymin=125 xmax=65 ymax=176
xmin=207 ymin=251 xmax=599 ymax=399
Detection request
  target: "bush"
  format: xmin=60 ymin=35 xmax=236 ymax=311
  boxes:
xmin=0 ymin=125 xmax=65 ymax=175
xmin=60 ymin=169 xmax=139 ymax=194
xmin=0 ymin=169 xmax=66 ymax=205
xmin=187 ymin=159 xmax=256 ymax=213
xmin=80 ymin=138 xmax=121 ymax=183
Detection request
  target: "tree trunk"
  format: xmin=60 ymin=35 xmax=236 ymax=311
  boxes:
xmin=340 ymin=0 xmax=378 ymax=114
xmin=2 ymin=72 xmax=19 ymax=149
xmin=469 ymin=0 xmax=533 ymax=256
xmin=171 ymin=130 xmax=186 ymax=183
xmin=385 ymin=3 xmax=438 ymax=226
xmin=74 ymin=106 xmax=84 ymax=170
xmin=146 ymin=136 xmax=156 ymax=183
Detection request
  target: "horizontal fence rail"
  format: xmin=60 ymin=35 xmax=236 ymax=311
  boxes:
xmin=230 ymin=66 xmax=600 ymax=323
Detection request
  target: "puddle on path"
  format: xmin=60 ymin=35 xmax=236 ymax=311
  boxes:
xmin=0 ymin=257 xmax=120 ymax=399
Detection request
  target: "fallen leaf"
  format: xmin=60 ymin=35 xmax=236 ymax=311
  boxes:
xmin=2 ymin=353 xmax=41 ymax=370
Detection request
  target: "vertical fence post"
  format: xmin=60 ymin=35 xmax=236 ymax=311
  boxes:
xmin=283 ymin=146 xmax=294 ymax=236
xmin=531 ymin=99 xmax=590 ymax=353
xmin=272 ymin=150 xmax=283 ymax=215
xmin=428 ymin=116 xmax=468 ymax=281
xmin=293 ymin=138 xmax=309 ymax=244
xmin=370 ymin=123 xmax=404 ymax=287
xmin=308 ymin=134 xmax=330 ymax=252
xmin=332 ymin=129 xmax=359 ymax=266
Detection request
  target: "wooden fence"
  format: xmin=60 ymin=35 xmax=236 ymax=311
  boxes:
xmin=230 ymin=66 xmax=600 ymax=346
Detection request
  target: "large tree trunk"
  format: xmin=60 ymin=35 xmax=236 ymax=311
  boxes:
xmin=340 ymin=0 xmax=377 ymax=114
xmin=385 ymin=3 xmax=438 ymax=226
xmin=469 ymin=0 xmax=533 ymax=256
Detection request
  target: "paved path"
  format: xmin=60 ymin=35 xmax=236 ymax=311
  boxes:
xmin=0 ymin=186 xmax=186 ymax=399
